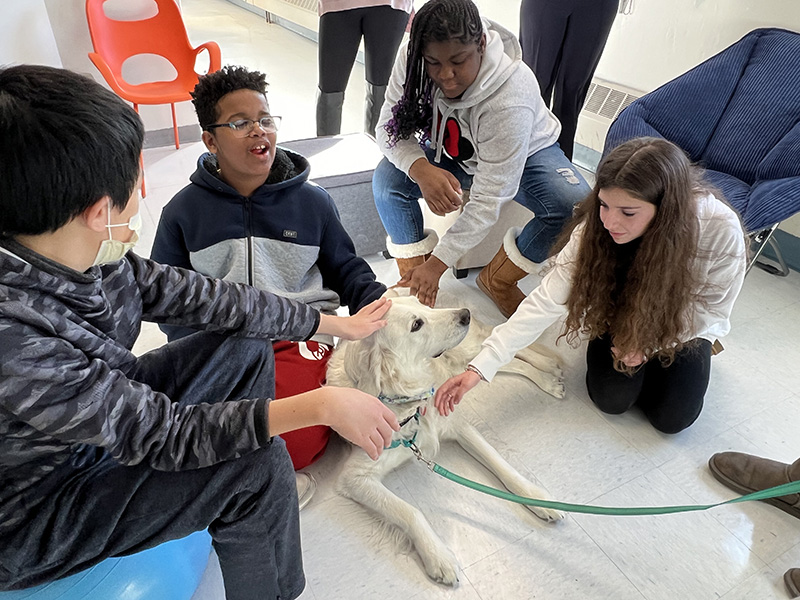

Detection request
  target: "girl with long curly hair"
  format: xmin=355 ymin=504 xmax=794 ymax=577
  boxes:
xmin=436 ymin=137 xmax=748 ymax=434
xmin=372 ymin=0 xmax=590 ymax=315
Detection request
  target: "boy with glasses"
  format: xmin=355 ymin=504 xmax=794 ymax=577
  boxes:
xmin=0 ymin=64 xmax=398 ymax=600
xmin=151 ymin=66 xmax=386 ymax=502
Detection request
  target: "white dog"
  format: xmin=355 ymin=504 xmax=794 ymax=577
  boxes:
xmin=325 ymin=295 xmax=565 ymax=585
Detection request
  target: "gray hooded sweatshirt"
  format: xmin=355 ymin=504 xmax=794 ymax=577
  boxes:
xmin=376 ymin=18 xmax=561 ymax=267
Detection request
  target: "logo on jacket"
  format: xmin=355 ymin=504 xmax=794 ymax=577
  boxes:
xmin=440 ymin=115 xmax=475 ymax=163
xmin=283 ymin=229 xmax=298 ymax=239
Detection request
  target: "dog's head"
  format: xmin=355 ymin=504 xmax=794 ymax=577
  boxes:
xmin=327 ymin=296 xmax=471 ymax=399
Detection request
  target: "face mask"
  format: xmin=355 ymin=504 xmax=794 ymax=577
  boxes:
xmin=92 ymin=200 xmax=142 ymax=266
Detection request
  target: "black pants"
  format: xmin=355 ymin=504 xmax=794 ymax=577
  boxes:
xmin=585 ymin=334 xmax=712 ymax=434
xmin=519 ymin=0 xmax=618 ymax=160
xmin=1 ymin=333 xmax=304 ymax=600
xmin=318 ymin=6 xmax=409 ymax=91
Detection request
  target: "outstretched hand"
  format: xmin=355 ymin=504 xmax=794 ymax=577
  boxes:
xmin=396 ymin=256 xmax=447 ymax=308
xmin=268 ymin=386 xmax=400 ymax=461
xmin=434 ymin=369 xmax=481 ymax=416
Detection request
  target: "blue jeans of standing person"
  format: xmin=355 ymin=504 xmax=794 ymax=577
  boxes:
xmin=372 ymin=143 xmax=590 ymax=263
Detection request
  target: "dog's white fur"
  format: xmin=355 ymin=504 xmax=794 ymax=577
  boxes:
xmin=326 ymin=295 xmax=565 ymax=585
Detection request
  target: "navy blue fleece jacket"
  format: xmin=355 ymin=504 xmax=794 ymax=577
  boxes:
xmin=151 ymin=148 xmax=384 ymax=339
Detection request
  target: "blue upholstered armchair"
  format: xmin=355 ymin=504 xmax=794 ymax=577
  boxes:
xmin=604 ymin=28 xmax=800 ymax=275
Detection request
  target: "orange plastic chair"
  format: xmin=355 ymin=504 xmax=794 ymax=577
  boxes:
xmin=86 ymin=0 xmax=221 ymax=194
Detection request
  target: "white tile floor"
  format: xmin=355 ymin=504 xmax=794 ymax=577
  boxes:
xmin=131 ymin=1 xmax=800 ymax=598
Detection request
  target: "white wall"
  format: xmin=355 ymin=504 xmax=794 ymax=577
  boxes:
xmin=595 ymin=0 xmax=800 ymax=94
xmin=2 ymin=0 xmax=197 ymax=133
xmin=0 ymin=0 xmax=62 ymax=67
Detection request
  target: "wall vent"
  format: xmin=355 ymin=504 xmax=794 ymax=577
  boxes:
xmin=582 ymin=81 xmax=641 ymax=121
xmin=576 ymin=78 xmax=645 ymax=155
xmin=278 ymin=0 xmax=316 ymax=12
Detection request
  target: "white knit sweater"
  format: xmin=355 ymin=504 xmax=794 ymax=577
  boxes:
xmin=471 ymin=193 xmax=748 ymax=382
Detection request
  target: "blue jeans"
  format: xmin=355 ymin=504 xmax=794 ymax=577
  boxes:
xmin=372 ymin=143 xmax=591 ymax=262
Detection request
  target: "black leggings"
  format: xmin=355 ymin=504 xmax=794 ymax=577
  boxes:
xmin=318 ymin=6 xmax=409 ymax=91
xmin=519 ymin=0 xmax=618 ymax=160
xmin=585 ymin=334 xmax=712 ymax=434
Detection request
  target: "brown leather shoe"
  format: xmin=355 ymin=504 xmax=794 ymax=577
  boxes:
xmin=708 ymin=452 xmax=800 ymax=519
xmin=785 ymin=568 xmax=800 ymax=598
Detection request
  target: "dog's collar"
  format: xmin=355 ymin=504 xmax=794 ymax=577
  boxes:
xmin=378 ymin=387 xmax=435 ymax=405
xmin=387 ymin=408 xmax=422 ymax=450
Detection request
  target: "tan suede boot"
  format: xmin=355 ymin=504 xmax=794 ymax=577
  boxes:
xmin=708 ymin=452 xmax=800 ymax=519
xmin=386 ymin=229 xmax=439 ymax=281
xmin=477 ymin=228 xmax=534 ymax=318
xmin=396 ymin=253 xmax=430 ymax=279
xmin=785 ymin=568 xmax=800 ymax=598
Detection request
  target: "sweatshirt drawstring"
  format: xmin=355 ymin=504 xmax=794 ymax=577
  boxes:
xmin=432 ymin=102 xmax=456 ymax=164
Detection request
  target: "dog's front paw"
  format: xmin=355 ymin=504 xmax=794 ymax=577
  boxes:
xmin=540 ymin=374 xmax=566 ymax=399
xmin=528 ymin=505 xmax=565 ymax=522
xmin=515 ymin=484 xmax=566 ymax=522
xmin=420 ymin=545 xmax=460 ymax=586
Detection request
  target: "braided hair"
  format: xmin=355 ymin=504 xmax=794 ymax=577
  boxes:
xmin=384 ymin=0 xmax=483 ymax=147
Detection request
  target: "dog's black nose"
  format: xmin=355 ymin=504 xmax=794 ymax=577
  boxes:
xmin=458 ymin=308 xmax=471 ymax=326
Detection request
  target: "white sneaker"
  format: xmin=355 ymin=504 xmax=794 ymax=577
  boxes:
xmin=295 ymin=472 xmax=317 ymax=511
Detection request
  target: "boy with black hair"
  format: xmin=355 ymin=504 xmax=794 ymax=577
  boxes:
xmin=0 ymin=64 xmax=398 ymax=600
xmin=151 ymin=65 xmax=386 ymax=479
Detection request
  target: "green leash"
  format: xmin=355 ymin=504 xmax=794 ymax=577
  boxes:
xmin=406 ymin=443 xmax=800 ymax=516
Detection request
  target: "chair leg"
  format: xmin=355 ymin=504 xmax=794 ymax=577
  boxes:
xmin=757 ymin=236 xmax=790 ymax=276
xmin=139 ymin=152 xmax=147 ymax=198
xmin=748 ymin=224 xmax=788 ymax=276
xmin=132 ymin=103 xmax=146 ymax=198
xmin=171 ymin=103 xmax=180 ymax=149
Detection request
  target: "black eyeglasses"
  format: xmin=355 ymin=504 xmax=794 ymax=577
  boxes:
xmin=206 ymin=115 xmax=282 ymax=137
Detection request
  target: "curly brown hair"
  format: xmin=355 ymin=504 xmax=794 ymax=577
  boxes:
xmin=555 ymin=137 xmax=715 ymax=373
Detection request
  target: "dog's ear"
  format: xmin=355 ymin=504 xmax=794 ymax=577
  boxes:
xmin=341 ymin=334 xmax=383 ymax=396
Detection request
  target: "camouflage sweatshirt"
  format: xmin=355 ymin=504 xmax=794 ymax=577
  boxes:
xmin=0 ymin=239 xmax=319 ymax=534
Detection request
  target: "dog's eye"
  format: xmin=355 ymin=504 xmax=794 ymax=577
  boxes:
xmin=411 ymin=318 xmax=424 ymax=333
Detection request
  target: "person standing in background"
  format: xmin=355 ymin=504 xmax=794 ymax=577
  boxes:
xmin=316 ymin=0 xmax=412 ymax=136
xmin=519 ymin=0 xmax=618 ymax=160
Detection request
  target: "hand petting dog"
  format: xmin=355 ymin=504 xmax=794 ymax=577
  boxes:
xmin=395 ymin=256 xmax=448 ymax=308
xmin=268 ymin=297 xmax=399 ymax=462
xmin=317 ymin=297 xmax=391 ymax=340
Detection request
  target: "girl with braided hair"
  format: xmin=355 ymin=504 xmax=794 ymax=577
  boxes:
xmin=436 ymin=138 xmax=748 ymax=434
xmin=372 ymin=0 xmax=590 ymax=315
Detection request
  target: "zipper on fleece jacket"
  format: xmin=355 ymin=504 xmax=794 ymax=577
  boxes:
xmin=243 ymin=197 xmax=254 ymax=286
